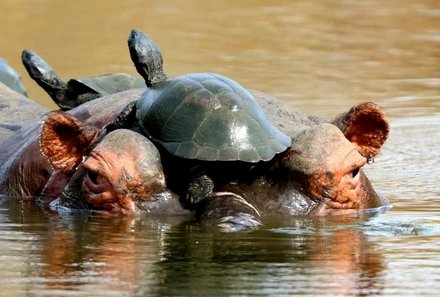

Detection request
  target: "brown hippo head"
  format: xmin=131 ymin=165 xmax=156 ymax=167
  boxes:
xmin=281 ymin=102 xmax=389 ymax=215
xmin=39 ymin=112 xmax=184 ymax=215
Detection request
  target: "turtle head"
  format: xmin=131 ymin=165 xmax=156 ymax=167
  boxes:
xmin=21 ymin=50 xmax=66 ymax=92
xmin=128 ymin=29 xmax=167 ymax=87
xmin=21 ymin=50 xmax=69 ymax=108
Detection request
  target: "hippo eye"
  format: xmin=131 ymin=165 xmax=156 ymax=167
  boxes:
xmin=87 ymin=170 xmax=99 ymax=184
xmin=352 ymin=168 xmax=360 ymax=178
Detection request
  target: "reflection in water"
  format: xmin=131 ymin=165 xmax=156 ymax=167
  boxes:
xmin=1 ymin=198 xmax=387 ymax=296
xmin=148 ymin=218 xmax=387 ymax=296
xmin=311 ymin=230 xmax=384 ymax=296
xmin=0 ymin=199 xmax=187 ymax=295
xmin=40 ymin=215 xmax=142 ymax=292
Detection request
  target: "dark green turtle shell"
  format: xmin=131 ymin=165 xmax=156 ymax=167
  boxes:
xmin=136 ymin=73 xmax=291 ymax=162
xmin=70 ymin=73 xmax=145 ymax=96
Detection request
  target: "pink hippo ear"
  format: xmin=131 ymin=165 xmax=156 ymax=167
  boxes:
xmin=40 ymin=112 xmax=102 ymax=173
xmin=332 ymin=102 xmax=389 ymax=160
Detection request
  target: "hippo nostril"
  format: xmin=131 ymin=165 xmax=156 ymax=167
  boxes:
xmin=123 ymin=168 xmax=132 ymax=181
xmin=322 ymin=188 xmax=332 ymax=199
xmin=87 ymin=170 xmax=99 ymax=184
xmin=352 ymin=168 xmax=360 ymax=178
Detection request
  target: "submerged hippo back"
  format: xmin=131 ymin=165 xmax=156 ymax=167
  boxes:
xmin=250 ymin=90 xmax=322 ymax=138
xmin=0 ymin=83 xmax=47 ymax=139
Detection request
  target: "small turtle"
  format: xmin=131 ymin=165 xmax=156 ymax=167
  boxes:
xmin=129 ymin=29 xmax=291 ymax=162
xmin=0 ymin=57 xmax=26 ymax=95
xmin=110 ymin=29 xmax=291 ymax=205
xmin=21 ymin=50 xmax=144 ymax=110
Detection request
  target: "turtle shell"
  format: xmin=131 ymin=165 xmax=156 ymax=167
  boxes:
xmin=69 ymin=73 xmax=145 ymax=96
xmin=0 ymin=58 xmax=26 ymax=96
xmin=136 ymin=73 xmax=291 ymax=162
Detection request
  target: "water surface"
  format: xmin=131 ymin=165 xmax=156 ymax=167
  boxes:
xmin=0 ymin=0 xmax=439 ymax=296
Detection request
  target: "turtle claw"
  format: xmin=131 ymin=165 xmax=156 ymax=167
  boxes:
xmin=186 ymin=172 xmax=214 ymax=205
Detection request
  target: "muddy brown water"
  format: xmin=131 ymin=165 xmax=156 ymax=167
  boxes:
xmin=0 ymin=0 xmax=439 ymax=296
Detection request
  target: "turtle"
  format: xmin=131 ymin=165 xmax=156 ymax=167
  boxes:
xmin=21 ymin=50 xmax=145 ymax=110
xmin=108 ymin=29 xmax=292 ymax=205
xmin=0 ymin=57 xmax=27 ymax=96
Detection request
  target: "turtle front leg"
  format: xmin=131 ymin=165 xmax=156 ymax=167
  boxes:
xmin=196 ymin=192 xmax=262 ymax=231
xmin=186 ymin=168 xmax=215 ymax=206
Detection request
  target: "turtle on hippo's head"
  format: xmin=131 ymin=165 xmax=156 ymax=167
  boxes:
xmin=17 ymin=29 xmax=388 ymax=229
xmin=21 ymin=50 xmax=144 ymax=110
xmin=108 ymin=29 xmax=390 ymax=229
xmin=110 ymin=29 xmax=292 ymax=205
xmin=127 ymin=29 xmax=292 ymax=163
xmin=194 ymin=99 xmax=390 ymax=229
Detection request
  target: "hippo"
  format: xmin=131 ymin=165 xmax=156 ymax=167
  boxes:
xmin=105 ymin=30 xmax=390 ymax=228
xmin=7 ymin=30 xmax=390 ymax=230
xmin=145 ymin=90 xmax=390 ymax=229
xmin=0 ymin=83 xmax=185 ymax=215
xmin=0 ymin=78 xmax=389 ymax=230
xmin=195 ymin=92 xmax=390 ymax=229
